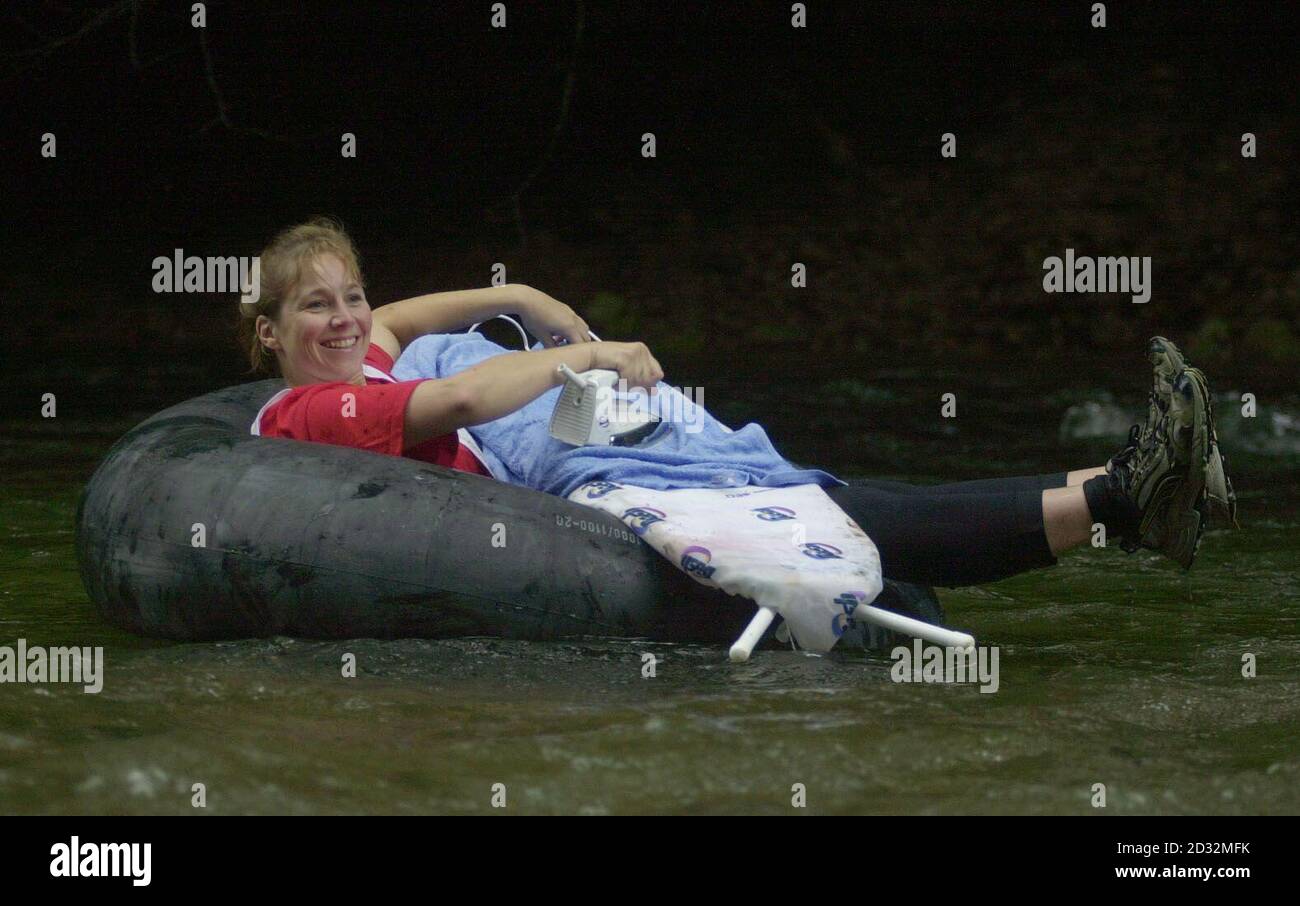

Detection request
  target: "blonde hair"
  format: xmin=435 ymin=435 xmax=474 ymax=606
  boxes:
xmin=237 ymin=217 xmax=365 ymax=372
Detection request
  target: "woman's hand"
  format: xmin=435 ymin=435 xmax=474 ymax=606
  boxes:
xmin=513 ymin=285 xmax=592 ymax=347
xmin=591 ymin=341 xmax=664 ymax=393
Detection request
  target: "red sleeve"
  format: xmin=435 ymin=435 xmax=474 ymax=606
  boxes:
xmin=260 ymin=380 xmax=423 ymax=456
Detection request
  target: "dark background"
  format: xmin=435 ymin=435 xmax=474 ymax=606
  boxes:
xmin=2 ymin=0 xmax=1297 ymax=413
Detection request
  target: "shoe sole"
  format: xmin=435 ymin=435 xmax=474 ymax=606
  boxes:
xmin=1166 ymin=504 xmax=1205 ymax=571
xmin=1204 ymin=443 xmax=1238 ymax=525
xmin=1149 ymin=368 xmax=1211 ymax=569
xmin=1184 ymin=366 xmax=1238 ymax=527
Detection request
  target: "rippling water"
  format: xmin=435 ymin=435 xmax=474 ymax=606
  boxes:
xmin=2 ymin=370 xmax=1297 ymax=814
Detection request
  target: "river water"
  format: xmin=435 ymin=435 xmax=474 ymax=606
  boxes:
xmin=2 ymin=365 xmax=1297 ymax=814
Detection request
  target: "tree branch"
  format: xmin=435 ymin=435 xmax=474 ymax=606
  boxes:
xmin=196 ymin=21 xmax=295 ymax=143
xmin=128 ymin=0 xmax=141 ymax=69
xmin=8 ymin=0 xmax=133 ymax=59
xmin=510 ymin=0 xmax=586 ymax=249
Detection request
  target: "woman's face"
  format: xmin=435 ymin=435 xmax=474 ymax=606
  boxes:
xmin=258 ymin=253 xmax=372 ymax=386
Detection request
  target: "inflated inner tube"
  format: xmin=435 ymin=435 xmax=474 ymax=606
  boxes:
xmin=76 ymin=380 xmax=944 ymax=648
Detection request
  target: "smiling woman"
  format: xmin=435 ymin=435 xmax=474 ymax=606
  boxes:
xmin=237 ymin=218 xmax=664 ymax=475
xmin=240 ymin=221 xmax=373 ymax=384
xmin=235 ymin=219 xmax=371 ymax=380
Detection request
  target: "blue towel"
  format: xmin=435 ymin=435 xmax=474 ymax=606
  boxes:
xmin=392 ymin=333 xmax=846 ymax=498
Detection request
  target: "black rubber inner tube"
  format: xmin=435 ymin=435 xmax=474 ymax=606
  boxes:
xmin=76 ymin=380 xmax=945 ymax=649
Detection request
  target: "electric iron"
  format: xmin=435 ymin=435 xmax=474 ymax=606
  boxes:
xmin=549 ymin=363 xmax=660 ymax=446
xmin=466 ymin=315 xmax=660 ymax=447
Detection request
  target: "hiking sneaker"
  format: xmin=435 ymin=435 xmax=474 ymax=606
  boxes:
xmin=1148 ymin=338 xmax=1233 ymax=524
xmin=1104 ymin=339 xmax=1209 ymax=567
xmin=1106 ymin=395 xmax=1191 ymax=555
xmin=1108 ymin=336 xmax=1185 ymax=474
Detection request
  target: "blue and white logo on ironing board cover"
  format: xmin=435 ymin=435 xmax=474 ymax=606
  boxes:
xmin=622 ymin=506 xmax=667 ymax=535
xmin=799 ymin=542 xmax=844 ymax=560
xmin=831 ymin=590 xmax=869 ymax=637
xmin=581 ymin=480 xmax=624 ymax=500
xmin=751 ymin=506 xmax=796 ymax=522
xmin=680 ymin=545 xmax=717 ymax=580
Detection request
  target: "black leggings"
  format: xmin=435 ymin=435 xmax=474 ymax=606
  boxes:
xmin=824 ymin=473 xmax=1069 ymax=587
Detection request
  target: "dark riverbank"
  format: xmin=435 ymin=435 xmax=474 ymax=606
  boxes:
xmin=4 ymin=2 xmax=1296 ymax=404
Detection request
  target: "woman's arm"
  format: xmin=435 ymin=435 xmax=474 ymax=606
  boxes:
xmin=403 ymin=341 xmax=663 ymax=446
xmin=372 ymin=284 xmax=590 ymax=356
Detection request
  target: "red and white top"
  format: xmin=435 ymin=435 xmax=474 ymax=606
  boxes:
xmin=251 ymin=344 xmax=494 ymax=478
